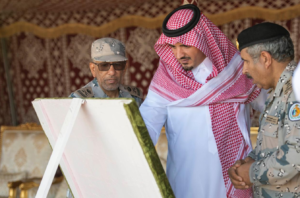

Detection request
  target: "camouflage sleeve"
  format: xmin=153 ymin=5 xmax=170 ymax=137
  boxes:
xmin=133 ymin=96 xmax=143 ymax=107
xmin=69 ymin=92 xmax=77 ymax=98
xmin=247 ymin=149 xmax=257 ymax=159
xmin=249 ymin=99 xmax=300 ymax=186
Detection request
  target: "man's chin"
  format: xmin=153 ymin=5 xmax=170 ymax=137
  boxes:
xmin=182 ymin=66 xmax=194 ymax=71
xmin=254 ymin=83 xmax=263 ymax=89
xmin=103 ymin=84 xmax=119 ymax=91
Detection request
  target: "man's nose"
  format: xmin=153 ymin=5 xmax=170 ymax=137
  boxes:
xmin=173 ymin=47 xmax=184 ymax=59
xmin=107 ymin=65 xmax=116 ymax=75
xmin=242 ymin=65 xmax=247 ymax=75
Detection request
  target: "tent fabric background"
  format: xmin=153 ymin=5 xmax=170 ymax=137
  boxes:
xmin=0 ymin=0 xmax=300 ymax=126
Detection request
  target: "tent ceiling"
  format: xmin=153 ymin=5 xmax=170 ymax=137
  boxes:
xmin=0 ymin=0 xmax=230 ymax=14
xmin=0 ymin=0 xmax=161 ymax=13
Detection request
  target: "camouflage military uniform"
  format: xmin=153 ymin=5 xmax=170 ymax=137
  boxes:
xmin=69 ymin=78 xmax=143 ymax=107
xmin=248 ymin=61 xmax=300 ymax=198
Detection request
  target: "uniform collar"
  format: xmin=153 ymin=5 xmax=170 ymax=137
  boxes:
xmin=272 ymin=61 xmax=296 ymax=98
xmin=119 ymin=85 xmax=133 ymax=98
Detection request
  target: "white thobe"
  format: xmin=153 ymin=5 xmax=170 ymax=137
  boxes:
xmin=140 ymin=58 xmax=267 ymax=198
xmin=293 ymin=62 xmax=300 ymax=101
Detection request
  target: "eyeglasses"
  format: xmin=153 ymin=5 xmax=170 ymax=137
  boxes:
xmin=93 ymin=61 xmax=126 ymax=71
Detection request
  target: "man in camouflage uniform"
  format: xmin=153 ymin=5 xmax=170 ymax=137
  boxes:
xmin=67 ymin=37 xmax=142 ymax=198
xmin=228 ymin=22 xmax=300 ymax=198
xmin=69 ymin=37 xmax=142 ymax=107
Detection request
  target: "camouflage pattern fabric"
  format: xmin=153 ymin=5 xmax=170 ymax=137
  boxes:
xmin=69 ymin=78 xmax=143 ymax=107
xmin=248 ymin=61 xmax=300 ymax=198
xmin=91 ymin=37 xmax=127 ymax=62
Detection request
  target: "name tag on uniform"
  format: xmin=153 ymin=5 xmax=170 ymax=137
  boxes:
xmin=266 ymin=115 xmax=278 ymax=125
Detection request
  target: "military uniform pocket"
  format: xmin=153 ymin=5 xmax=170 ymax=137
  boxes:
xmin=262 ymin=123 xmax=279 ymax=138
xmin=261 ymin=123 xmax=279 ymax=150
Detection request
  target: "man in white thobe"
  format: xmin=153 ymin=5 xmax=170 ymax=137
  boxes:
xmin=139 ymin=4 xmax=267 ymax=198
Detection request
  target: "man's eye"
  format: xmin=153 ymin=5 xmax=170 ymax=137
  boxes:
xmin=100 ymin=63 xmax=110 ymax=67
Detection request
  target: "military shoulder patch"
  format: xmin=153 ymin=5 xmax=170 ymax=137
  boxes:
xmin=74 ymin=86 xmax=94 ymax=98
xmin=289 ymin=103 xmax=300 ymax=121
xmin=120 ymin=85 xmax=143 ymax=98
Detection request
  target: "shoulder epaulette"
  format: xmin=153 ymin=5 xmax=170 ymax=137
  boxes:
xmin=74 ymin=86 xmax=94 ymax=98
xmin=283 ymin=77 xmax=292 ymax=95
xmin=120 ymin=85 xmax=143 ymax=98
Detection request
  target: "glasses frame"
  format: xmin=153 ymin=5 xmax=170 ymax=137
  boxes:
xmin=93 ymin=61 xmax=127 ymax=71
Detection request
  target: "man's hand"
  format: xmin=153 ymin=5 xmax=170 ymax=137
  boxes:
xmin=236 ymin=159 xmax=254 ymax=187
xmin=228 ymin=157 xmax=254 ymax=189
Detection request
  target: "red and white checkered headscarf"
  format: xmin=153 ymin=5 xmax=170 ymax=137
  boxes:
xmin=150 ymin=8 xmax=260 ymax=198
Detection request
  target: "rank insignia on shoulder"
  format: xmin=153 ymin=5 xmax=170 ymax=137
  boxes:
xmin=74 ymin=87 xmax=94 ymax=98
xmin=283 ymin=77 xmax=292 ymax=95
xmin=289 ymin=103 xmax=300 ymax=121
xmin=121 ymin=85 xmax=143 ymax=98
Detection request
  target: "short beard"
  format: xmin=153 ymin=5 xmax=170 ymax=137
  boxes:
xmin=102 ymin=83 xmax=119 ymax=91
xmin=183 ymin=66 xmax=194 ymax=71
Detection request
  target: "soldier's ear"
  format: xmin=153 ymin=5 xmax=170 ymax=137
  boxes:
xmin=89 ymin=62 xmax=96 ymax=77
xmin=260 ymin=51 xmax=272 ymax=69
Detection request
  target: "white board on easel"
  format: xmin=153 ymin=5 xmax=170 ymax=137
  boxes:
xmin=32 ymin=98 xmax=174 ymax=198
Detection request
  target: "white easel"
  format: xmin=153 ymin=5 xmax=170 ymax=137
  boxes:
xmin=35 ymin=98 xmax=84 ymax=198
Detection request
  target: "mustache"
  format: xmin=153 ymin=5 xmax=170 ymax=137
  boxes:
xmin=246 ymin=74 xmax=253 ymax=79
xmin=105 ymin=77 xmax=118 ymax=80
xmin=180 ymin=57 xmax=191 ymax=60
xmin=183 ymin=67 xmax=193 ymax=71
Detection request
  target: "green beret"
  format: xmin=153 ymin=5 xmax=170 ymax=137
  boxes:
xmin=237 ymin=22 xmax=290 ymax=51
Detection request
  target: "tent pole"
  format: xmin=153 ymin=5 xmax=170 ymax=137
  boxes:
xmin=1 ymin=38 xmax=17 ymax=126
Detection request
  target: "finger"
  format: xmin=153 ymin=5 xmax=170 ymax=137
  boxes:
xmin=228 ymin=167 xmax=243 ymax=182
xmin=233 ymin=185 xmax=249 ymax=189
xmin=234 ymin=160 xmax=245 ymax=167
xmin=230 ymin=178 xmax=245 ymax=186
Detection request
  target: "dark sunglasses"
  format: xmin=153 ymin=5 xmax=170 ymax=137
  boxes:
xmin=93 ymin=61 xmax=126 ymax=71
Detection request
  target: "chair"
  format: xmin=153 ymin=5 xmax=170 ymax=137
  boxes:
xmin=0 ymin=123 xmax=68 ymax=198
